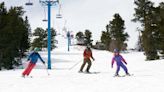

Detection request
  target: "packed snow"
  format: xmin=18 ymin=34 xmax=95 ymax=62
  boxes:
xmin=0 ymin=36 xmax=164 ymax=92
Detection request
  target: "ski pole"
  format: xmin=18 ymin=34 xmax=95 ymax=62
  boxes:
xmin=69 ymin=59 xmax=82 ymax=70
xmin=44 ymin=64 xmax=50 ymax=76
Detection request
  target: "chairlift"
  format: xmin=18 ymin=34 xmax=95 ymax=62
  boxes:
xmin=43 ymin=19 xmax=48 ymax=22
xmin=56 ymin=14 xmax=62 ymax=19
xmin=42 ymin=6 xmax=48 ymax=22
xmin=25 ymin=0 xmax=33 ymax=6
xmin=56 ymin=4 xmax=62 ymax=19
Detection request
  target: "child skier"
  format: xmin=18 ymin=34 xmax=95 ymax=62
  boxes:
xmin=79 ymin=45 xmax=95 ymax=73
xmin=111 ymin=49 xmax=130 ymax=77
xmin=22 ymin=47 xmax=45 ymax=77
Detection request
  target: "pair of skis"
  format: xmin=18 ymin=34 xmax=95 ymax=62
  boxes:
xmin=113 ymin=74 xmax=134 ymax=77
xmin=78 ymin=71 xmax=100 ymax=74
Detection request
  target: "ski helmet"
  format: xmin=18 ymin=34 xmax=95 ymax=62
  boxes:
xmin=114 ymin=48 xmax=119 ymax=53
xmin=34 ymin=47 xmax=40 ymax=52
xmin=87 ymin=44 xmax=91 ymax=48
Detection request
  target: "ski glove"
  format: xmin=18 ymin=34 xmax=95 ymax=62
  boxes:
xmin=92 ymin=58 xmax=95 ymax=61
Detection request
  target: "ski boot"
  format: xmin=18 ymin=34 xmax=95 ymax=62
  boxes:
xmin=114 ymin=74 xmax=120 ymax=77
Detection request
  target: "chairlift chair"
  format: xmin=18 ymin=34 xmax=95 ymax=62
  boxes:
xmin=42 ymin=6 xmax=48 ymax=22
xmin=25 ymin=0 xmax=33 ymax=6
xmin=56 ymin=3 xmax=62 ymax=19
xmin=43 ymin=19 xmax=48 ymax=22
xmin=56 ymin=14 xmax=62 ymax=19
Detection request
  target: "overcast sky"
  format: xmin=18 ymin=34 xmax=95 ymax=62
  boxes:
xmin=2 ymin=0 xmax=163 ymax=48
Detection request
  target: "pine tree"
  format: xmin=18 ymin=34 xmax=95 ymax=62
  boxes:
xmin=84 ymin=29 xmax=93 ymax=46
xmin=0 ymin=2 xmax=7 ymax=69
xmin=100 ymin=25 xmax=111 ymax=50
xmin=32 ymin=27 xmax=46 ymax=49
xmin=146 ymin=6 xmax=161 ymax=60
xmin=132 ymin=0 xmax=153 ymax=24
xmin=159 ymin=2 xmax=164 ymax=57
xmin=19 ymin=16 xmax=30 ymax=58
xmin=76 ymin=31 xmax=84 ymax=40
xmin=45 ymin=28 xmax=57 ymax=50
xmin=132 ymin=0 xmax=160 ymax=60
xmin=76 ymin=31 xmax=85 ymax=45
xmin=6 ymin=6 xmax=29 ymax=68
xmin=108 ymin=13 xmax=129 ymax=51
xmin=0 ymin=2 xmax=30 ymax=69
xmin=32 ymin=27 xmax=57 ymax=50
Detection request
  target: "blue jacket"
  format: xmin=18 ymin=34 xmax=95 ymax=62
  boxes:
xmin=27 ymin=52 xmax=45 ymax=64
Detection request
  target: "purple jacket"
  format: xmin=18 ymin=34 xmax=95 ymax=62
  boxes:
xmin=111 ymin=54 xmax=127 ymax=67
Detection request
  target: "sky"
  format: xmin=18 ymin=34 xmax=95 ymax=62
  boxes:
xmin=1 ymin=0 xmax=163 ymax=48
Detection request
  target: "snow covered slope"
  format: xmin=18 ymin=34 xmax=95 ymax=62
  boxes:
xmin=0 ymin=43 xmax=164 ymax=92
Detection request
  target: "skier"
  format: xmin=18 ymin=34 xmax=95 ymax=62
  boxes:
xmin=79 ymin=45 xmax=95 ymax=73
xmin=22 ymin=47 xmax=45 ymax=77
xmin=111 ymin=49 xmax=130 ymax=77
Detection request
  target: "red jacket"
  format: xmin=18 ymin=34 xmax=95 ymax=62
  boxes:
xmin=83 ymin=49 xmax=93 ymax=60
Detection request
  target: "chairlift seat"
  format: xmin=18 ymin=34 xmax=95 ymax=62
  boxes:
xmin=25 ymin=2 xmax=33 ymax=6
xmin=43 ymin=19 xmax=48 ymax=22
xmin=56 ymin=14 xmax=62 ymax=18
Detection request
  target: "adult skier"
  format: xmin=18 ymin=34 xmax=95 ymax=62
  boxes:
xmin=79 ymin=45 xmax=95 ymax=73
xmin=111 ymin=49 xmax=130 ymax=77
xmin=22 ymin=47 xmax=45 ymax=77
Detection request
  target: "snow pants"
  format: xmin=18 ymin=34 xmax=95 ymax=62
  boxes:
xmin=116 ymin=61 xmax=128 ymax=75
xmin=22 ymin=62 xmax=36 ymax=76
xmin=80 ymin=59 xmax=92 ymax=72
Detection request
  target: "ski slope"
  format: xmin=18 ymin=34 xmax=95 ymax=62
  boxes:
xmin=0 ymin=36 xmax=164 ymax=92
xmin=1 ymin=47 xmax=164 ymax=92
